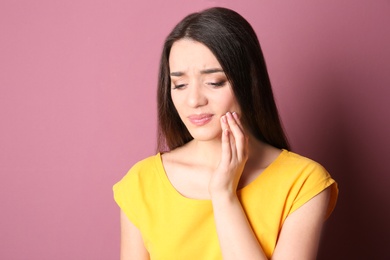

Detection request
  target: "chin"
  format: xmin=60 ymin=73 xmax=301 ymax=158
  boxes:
xmin=188 ymin=128 xmax=222 ymax=142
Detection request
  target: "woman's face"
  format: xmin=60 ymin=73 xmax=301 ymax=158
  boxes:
xmin=169 ymin=39 xmax=241 ymax=142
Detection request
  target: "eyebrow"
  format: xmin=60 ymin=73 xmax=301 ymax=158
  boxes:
xmin=170 ymin=68 xmax=224 ymax=77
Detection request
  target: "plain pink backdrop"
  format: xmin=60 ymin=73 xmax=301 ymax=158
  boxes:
xmin=1 ymin=0 xmax=389 ymax=259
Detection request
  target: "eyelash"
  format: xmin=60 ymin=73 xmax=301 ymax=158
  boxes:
xmin=172 ymin=81 xmax=226 ymax=90
xmin=208 ymin=81 xmax=226 ymax=87
xmin=172 ymin=84 xmax=186 ymax=90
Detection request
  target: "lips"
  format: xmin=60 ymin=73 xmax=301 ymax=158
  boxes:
xmin=187 ymin=114 xmax=214 ymax=126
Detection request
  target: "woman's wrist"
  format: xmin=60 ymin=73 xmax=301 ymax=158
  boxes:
xmin=210 ymin=188 xmax=238 ymax=205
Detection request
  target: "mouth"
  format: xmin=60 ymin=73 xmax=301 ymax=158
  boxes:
xmin=187 ymin=114 xmax=214 ymax=126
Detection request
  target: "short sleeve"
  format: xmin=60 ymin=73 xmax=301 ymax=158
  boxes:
xmin=113 ymin=163 xmax=142 ymax=227
xmin=289 ymin=162 xmax=338 ymax=219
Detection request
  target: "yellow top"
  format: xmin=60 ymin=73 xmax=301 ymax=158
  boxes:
xmin=113 ymin=150 xmax=338 ymax=259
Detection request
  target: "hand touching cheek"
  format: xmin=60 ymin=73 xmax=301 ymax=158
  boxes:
xmin=209 ymin=112 xmax=249 ymax=197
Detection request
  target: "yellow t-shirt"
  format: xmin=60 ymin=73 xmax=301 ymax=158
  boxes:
xmin=113 ymin=150 xmax=338 ymax=259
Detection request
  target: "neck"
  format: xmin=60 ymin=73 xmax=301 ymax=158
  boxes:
xmin=185 ymin=134 xmax=268 ymax=170
xmin=187 ymin=138 xmax=223 ymax=169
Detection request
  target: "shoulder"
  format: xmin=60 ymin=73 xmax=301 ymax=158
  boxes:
xmin=127 ymin=153 xmax=161 ymax=175
xmin=131 ymin=154 xmax=161 ymax=172
xmin=272 ymin=150 xmax=329 ymax=179
xmin=113 ymin=153 xmax=162 ymax=194
xmin=279 ymin=150 xmax=320 ymax=166
xmin=274 ymin=150 xmax=338 ymax=218
xmin=113 ymin=154 xmax=162 ymax=227
xmin=270 ymin=150 xmax=335 ymax=195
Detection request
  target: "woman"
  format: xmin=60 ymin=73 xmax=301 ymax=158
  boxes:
xmin=114 ymin=7 xmax=338 ymax=259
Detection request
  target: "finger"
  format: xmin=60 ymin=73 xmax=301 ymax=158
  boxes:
xmin=228 ymin=128 xmax=237 ymax=162
xmin=223 ymin=113 xmax=237 ymax=159
xmin=226 ymin=112 xmax=246 ymax=161
xmin=233 ymin=112 xmax=249 ymax=157
xmin=232 ymin=112 xmax=245 ymax=134
xmin=220 ymin=116 xmax=232 ymax=165
xmin=226 ymin=112 xmax=242 ymax=134
xmin=220 ymin=114 xmax=229 ymax=132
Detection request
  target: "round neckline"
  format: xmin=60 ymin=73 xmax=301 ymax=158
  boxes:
xmin=155 ymin=149 xmax=288 ymax=202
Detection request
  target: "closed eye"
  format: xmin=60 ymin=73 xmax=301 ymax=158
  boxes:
xmin=172 ymin=84 xmax=186 ymax=90
xmin=208 ymin=81 xmax=226 ymax=87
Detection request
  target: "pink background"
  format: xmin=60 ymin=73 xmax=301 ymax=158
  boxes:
xmin=1 ymin=0 xmax=389 ymax=259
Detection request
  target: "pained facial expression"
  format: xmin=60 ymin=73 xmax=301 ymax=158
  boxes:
xmin=169 ymin=39 xmax=241 ymax=142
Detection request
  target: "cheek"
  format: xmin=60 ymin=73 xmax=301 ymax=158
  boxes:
xmin=171 ymin=94 xmax=185 ymax=116
xmin=219 ymin=92 xmax=241 ymax=112
xmin=170 ymin=92 xmax=178 ymax=108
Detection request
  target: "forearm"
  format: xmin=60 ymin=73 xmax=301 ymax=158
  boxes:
xmin=212 ymin=192 xmax=268 ymax=260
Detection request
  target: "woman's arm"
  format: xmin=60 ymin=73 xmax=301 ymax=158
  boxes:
xmin=210 ymin=112 xmax=267 ymax=259
xmin=212 ymin=186 xmax=331 ymax=260
xmin=272 ymin=187 xmax=331 ymax=259
xmin=211 ymin=190 xmax=269 ymax=259
xmin=120 ymin=210 xmax=149 ymax=260
xmin=210 ymin=112 xmax=330 ymax=259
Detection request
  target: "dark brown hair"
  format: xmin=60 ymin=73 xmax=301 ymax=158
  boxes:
xmin=157 ymin=7 xmax=289 ymax=152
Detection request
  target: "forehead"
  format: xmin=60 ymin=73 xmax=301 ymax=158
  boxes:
xmin=169 ymin=39 xmax=221 ymax=71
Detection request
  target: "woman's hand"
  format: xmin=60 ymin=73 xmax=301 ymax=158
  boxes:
xmin=208 ymin=112 xmax=330 ymax=260
xmin=208 ymin=111 xmax=249 ymax=197
xmin=208 ymin=112 xmax=268 ymax=259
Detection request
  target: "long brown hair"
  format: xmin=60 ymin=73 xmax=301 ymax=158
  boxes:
xmin=157 ymin=7 xmax=289 ymax=152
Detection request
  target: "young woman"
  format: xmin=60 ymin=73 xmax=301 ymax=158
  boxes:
xmin=114 ymin=7 xmax=338 ymax=260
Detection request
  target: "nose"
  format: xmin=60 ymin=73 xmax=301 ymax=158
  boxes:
xmin=187 ymin=82 xmax=207 ymax=108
